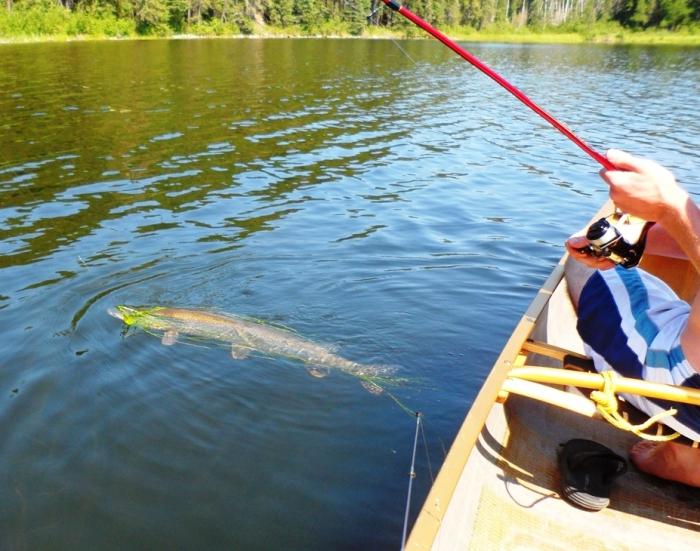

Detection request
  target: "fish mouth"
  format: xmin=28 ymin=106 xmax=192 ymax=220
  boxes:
xmin=108 ymin=305 xmax=164 ymax=327
xmin=107 ymin=305 xmax=139 ymax=323
xmin=107 ymin=307 xmax=124 ymax=320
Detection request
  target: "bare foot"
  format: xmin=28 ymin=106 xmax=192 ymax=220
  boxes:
xmin=629 ymin=441 xmax=700 ymax=488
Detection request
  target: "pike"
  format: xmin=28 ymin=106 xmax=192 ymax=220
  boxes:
xmin=108 ymin=305 xmax=397 ymax=394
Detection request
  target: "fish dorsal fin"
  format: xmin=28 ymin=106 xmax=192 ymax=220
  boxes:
xmin=229 ymin=313 xmax=299 ymax=335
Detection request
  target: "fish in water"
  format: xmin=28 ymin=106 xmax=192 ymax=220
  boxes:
xmin=108 ymin=305 xmax=395 ymax=394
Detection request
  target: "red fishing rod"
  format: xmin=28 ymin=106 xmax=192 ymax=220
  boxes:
xmin=381 ymin=0 xmax=616 ymax=171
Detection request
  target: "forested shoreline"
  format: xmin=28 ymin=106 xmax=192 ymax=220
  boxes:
xmin=1 ymin=0 xmax=699 ymax=41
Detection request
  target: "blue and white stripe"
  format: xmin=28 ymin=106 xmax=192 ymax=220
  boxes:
xmin=577 ymin=266 xmax=700 ymax=440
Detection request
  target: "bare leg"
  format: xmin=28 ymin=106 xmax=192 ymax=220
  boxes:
xmin=564 ymin=256 xmax=596 ymax=312
xmin=630 ymin=441 xmax=700 ymax=488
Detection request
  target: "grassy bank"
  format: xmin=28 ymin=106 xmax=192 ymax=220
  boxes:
xmin=1 ymin=9 xmax=700 ymax=46
xmin=442 ymin=24 xmax=700 ymax=45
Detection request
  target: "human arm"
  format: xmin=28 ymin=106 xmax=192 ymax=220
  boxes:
xmin=599 ymin=149 xmax=700 ymax=270
xmin=590 ymin=149 xmax=700 ymax=371
xmin=566 ymin=149 xmax=695 ymax=264
xmin=654 ymin=195 xmax=700 ymax=370
xmin=644 ymin=223 xmax=687 ymax=259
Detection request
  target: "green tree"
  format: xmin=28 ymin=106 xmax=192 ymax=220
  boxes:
xmin=410 ymin=0 xmax=437 ymax=23
xmin=528 ymin=0 xmax=544 ymax=24
xmin=692 ymin=0 xmax=700 ymax=18
xmin=462 ymin=0 xmax=484 ymax=26
xmin=630 ymin=0 xmax=656 ymax=26
xmin=345 ymin=0 xmax=369 ymax=34
xmin=658 ymin=0 xmax=692 ymax=26
xmin=115 ymin=0 xmax=135 ymax=18
xmin=267 ymin=0 xmax=295 ymax=25
xmin=294 ymin=0 xmax=325 ymax=31
xmin=134 ymin=0 xmax=169 ymax=29
xmin=480 ymin=0 xmax=497 ymax=25
xmin=443 ymin=0 xmax=461 ymax=24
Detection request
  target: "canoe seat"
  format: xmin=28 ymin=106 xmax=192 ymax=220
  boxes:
xmin=521 ymin=339 xmax=593 ymax=372
xmin=563 ymin=353 xmax=594 ymax=372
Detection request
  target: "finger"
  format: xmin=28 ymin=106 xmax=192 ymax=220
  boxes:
xmin=606 ymin=149 xmax=656 ymax=174
xmin=565 ymin=246 xmax=601 ymax=268
xmin=565 ymin=240 xmax=592 ymax=258
xmin=599 ymin=168 xmax=614 ymax=187
xmin=600 ymin=168 xmax=635 ymax=190
xmin=566 ymin=235 xmax=588 ymax=248
xmin=608 ymin=185 xmax=628 ymax=207
xmin=568 ymin=251 xmax=615 ymax=270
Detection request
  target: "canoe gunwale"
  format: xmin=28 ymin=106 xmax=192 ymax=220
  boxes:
xmin=405 ymin=260 xmax=568 ymax=549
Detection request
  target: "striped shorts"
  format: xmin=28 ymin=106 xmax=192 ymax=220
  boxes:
xmin=577 ymin=266 xmax=700 ymax=440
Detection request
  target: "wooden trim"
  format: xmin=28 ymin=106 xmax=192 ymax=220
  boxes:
xmin=521 ymin=339 xmax=590 ymax=362
xmin=509 ymin=367 xmax=700 ymax=406
xmin=500 ymin=378 xmax=598 ymax=417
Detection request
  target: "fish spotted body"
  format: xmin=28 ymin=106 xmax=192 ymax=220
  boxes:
xmin=108 ymin=306 xmax=392 ymax=393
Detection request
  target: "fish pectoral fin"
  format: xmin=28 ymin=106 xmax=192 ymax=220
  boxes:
xmin=161 ymin=330 xmax=178 ymax=346
xmin=306 ymin=366 xmax=329 ymax=379
xmin=231 ymin=345 xmax=250 ymax=360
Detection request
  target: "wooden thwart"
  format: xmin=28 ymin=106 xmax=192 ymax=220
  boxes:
xmin=506 ymin=366 xmax=700 ymax=407
xmin=499 ymin=377 xmax=598 ymax=418
xmin=521 ymin=339 xmax=589 ymax=362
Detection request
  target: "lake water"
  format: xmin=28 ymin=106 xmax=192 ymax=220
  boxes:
xmin=1 ymin=38 xmax=699 ymax=549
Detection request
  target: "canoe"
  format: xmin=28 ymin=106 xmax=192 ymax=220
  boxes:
xmin=406 ymin=205 xmax=700 ymax=550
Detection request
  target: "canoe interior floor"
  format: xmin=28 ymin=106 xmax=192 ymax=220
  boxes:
xmin=431 ymin=275 xmax=700 ymax=550
xmin=433 ymin=393 xmax=700 ymax=551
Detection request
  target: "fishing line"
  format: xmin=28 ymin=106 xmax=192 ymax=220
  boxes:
xmin=378 ymin=0 xmax=616 ymax=171
xmin=401 ymin=411 xmax=422 ymax=551
xmin=382 ymin=384 xmax=419 ymax=417
xmin=389 ymin=38 xmax=417 ymax=64
xmin=368 ymin=4 xmax=418 ymax=65
xmin=419 ymin=415 xmax=434 ymax=483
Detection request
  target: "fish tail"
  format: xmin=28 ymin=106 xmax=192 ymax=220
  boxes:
xmin=349 ymin=362 xmax=398 ymax=377
xmin=354 ymin=363 xmax=406 ymax=392
xmin=357 ymin=370 xmax=416 ymax=418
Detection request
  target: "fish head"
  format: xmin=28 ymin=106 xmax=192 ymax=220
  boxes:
xmin=108 ymin=305 xmax=166 ymax=328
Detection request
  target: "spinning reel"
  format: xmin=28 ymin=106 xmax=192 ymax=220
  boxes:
xmin=579 ymin=212 xmax=654 ymax=269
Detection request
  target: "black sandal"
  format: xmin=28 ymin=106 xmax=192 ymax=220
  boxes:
xmin=558 ymin=439 xmax=627 ymax=511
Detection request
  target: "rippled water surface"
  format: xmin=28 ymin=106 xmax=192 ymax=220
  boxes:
xmin=1 ymin=39 xmax=699 ymax=549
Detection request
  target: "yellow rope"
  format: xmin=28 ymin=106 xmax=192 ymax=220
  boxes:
xmin=590 ymin=371 xmax=681 ymax=442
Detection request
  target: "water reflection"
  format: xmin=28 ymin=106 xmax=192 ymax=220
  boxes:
xmin=0 ymin=39 xmax=699 ymax=549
